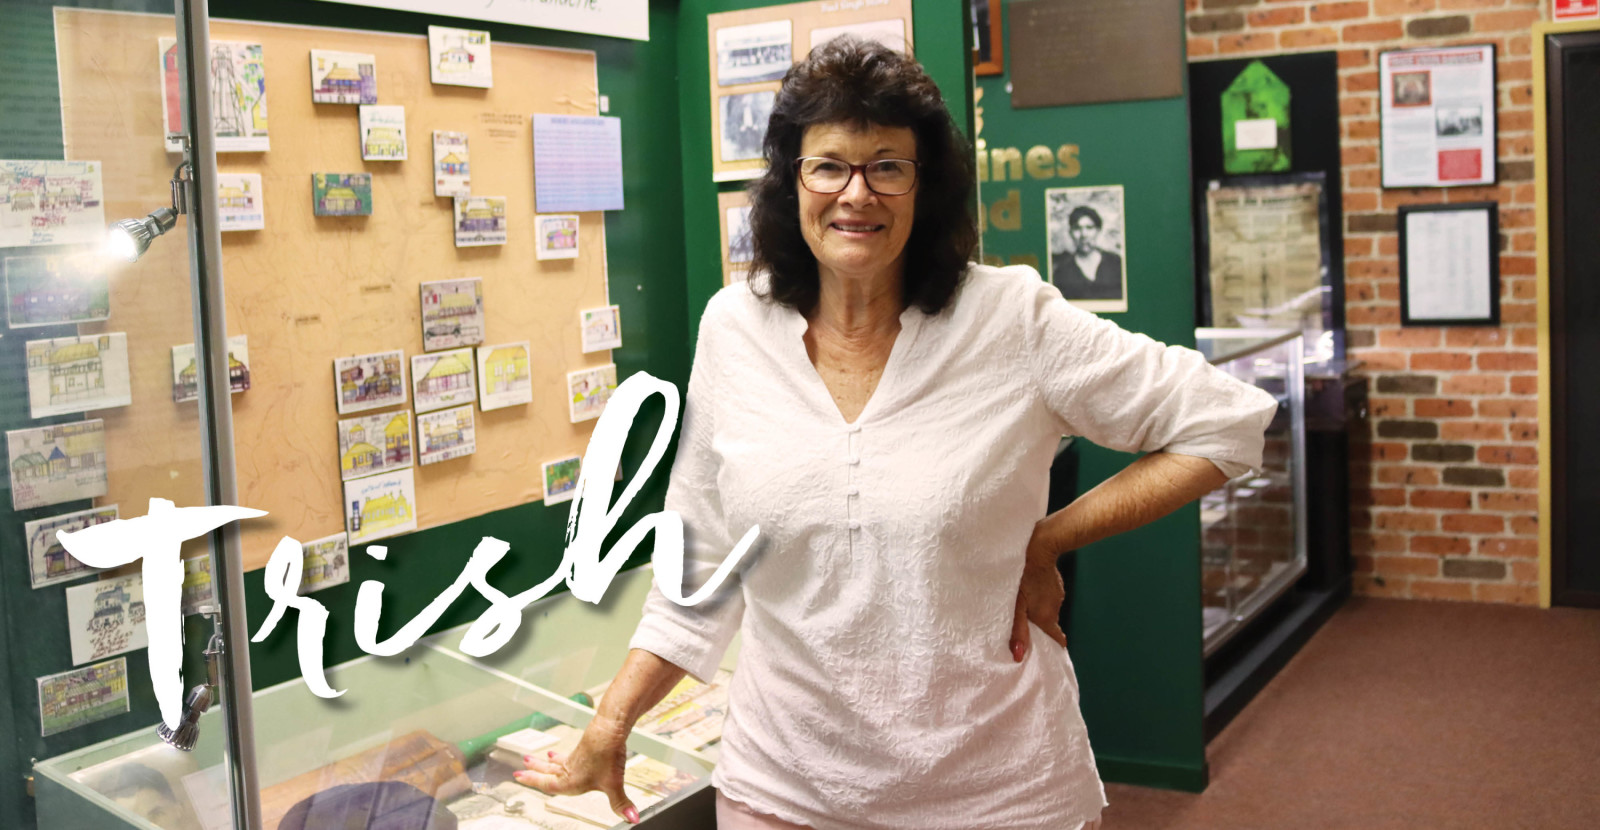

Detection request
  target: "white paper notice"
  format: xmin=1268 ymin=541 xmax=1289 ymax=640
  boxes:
xmin=532 ymin=115 xmax=624 ymax=213
xmin=1234 ymin=118 xmax=1279 ymax=150
xmin=1380 ymin=45 xmax=1496 ymax=187
xmin=1404 ymin=209 xmax=1492 ymax=321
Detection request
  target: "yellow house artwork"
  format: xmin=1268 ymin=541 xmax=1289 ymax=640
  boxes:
xmin=483 ymin=346 xmax=529 ymax=395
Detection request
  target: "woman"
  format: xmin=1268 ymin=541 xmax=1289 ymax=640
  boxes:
xmin=517 ymin=39 xmax=1277 ymax=829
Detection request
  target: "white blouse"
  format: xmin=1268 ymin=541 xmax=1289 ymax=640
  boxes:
xmin=629 ymin=264 xmax=1278 ymax=830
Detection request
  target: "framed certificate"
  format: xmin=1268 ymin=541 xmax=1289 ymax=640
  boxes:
xmin=1398 ymin=202 xmax=1499 ymax=326
xmin=1379 ymin=44 xmax=1497 ymax=188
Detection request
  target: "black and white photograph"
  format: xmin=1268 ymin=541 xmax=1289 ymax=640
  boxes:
xmin=809 ymin=18 xmax=908 ymax=55
xmin=720 ymin=90 xmax=776 ymax=163
xmin=1046 ymin=184 xmax=1129 ymax=313
xmin=1435 ymin=104 xmax=1483 ymax=138
xmin=726 ymin=205 xmax=754 ymax=263
xmin=716 ymin=19 xmax=792 ymax=86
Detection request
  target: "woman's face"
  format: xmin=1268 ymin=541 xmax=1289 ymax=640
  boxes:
xmin=797 ymin=121 xmax=918 ymax=286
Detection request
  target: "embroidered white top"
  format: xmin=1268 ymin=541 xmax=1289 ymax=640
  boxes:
xmin=628 ymin=264 xmax=1279 ymax=830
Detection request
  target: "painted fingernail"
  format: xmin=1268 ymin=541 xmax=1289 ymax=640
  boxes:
xmin=548 ymin=750 xmax=556 ymax=758
xmin=1012 ymin=642 xmax=1026 ymax=662
xmin=523 ymin=755 xmax=534 ymax=765
xmin=624 ymin=806 xmax=640 ymax=823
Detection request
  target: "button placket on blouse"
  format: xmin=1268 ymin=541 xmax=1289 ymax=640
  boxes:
xmin=846 ymin=425 xmax=862 ymax=537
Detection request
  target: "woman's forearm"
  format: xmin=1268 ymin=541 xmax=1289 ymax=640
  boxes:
xmin=1029 ymin=451 xmax=1228 ymax=566
xmin=591 ymin=648 xmax=690 ymax=733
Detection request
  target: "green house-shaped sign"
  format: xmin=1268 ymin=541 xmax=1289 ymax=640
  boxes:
xmin=1221 ymin=60 xmax=1291 ymax=174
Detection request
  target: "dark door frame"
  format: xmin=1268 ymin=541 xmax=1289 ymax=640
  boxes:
xmin=1544 ymin=27 xmax=1600 ymax=608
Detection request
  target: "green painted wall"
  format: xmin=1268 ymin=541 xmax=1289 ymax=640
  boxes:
xmin=0 ymin=0 xmax=688 ymax=824
xmin=976 ymin=1 xmax=1208 ymax=791
xmin=677 ymin=0 xmax=974 ymax=343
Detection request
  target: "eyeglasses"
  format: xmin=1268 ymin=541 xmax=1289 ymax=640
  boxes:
xmin=795 ymin=157 xmax=919 ymax=196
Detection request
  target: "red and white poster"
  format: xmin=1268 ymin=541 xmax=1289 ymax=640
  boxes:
xmin=1379 ymin=44 xmax=1498 ymax=188
xmin=1554 ymin=0 xmax=1599 ymax=23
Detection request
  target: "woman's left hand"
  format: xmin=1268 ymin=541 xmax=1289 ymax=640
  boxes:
xmin=1011 ymin=521 xmax=1069 ymax=662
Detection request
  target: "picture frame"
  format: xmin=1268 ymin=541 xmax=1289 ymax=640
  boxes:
xmin=1378 ymin=43 xmax=1497 ymax=189
xmin=1397 ymin=202 xmax=1499 ymax=327
xmin=973 ymin=0 xmax=1003 ymax=77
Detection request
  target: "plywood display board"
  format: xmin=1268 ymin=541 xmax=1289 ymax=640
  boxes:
xmin=54 ymin=9 xmax=611 ymax=571
xmin=706 ymin=0 xmax=914 ymax=182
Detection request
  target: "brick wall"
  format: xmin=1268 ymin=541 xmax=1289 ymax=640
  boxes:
xmin=1185 ymin=0 xmax=1544 ymax=605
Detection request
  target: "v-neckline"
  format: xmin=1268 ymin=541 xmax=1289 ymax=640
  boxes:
xmin=786 ymin=303 xmax=923 ymax=427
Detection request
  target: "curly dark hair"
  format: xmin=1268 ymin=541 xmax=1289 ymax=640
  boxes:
xmin=1068 ymin=206 xmax=1103 ymax=230
xmin=745 ymin=37 xmax=977 ymax=316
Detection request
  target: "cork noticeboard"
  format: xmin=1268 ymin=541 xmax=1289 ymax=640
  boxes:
xmin=706 ymin=0 xmax=915 ymax=182
xmin=717 ymin=189 xmax=753 ymax=285
xmin=53 ymin=8 xmax=612 ymax=571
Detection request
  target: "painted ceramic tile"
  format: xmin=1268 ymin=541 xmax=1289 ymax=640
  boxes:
xmin=334 ymin=350 xmax=407 ymax=414
xmin=336 ymin=409 xmax=413 ymax=480
xmin=312 ymin=173 xmax=373 ymax=217
xmin=160 ymin=38 xmax=269 ymax=153
xmin=419 ymin=277 xmax=484 ymax=351
xmin=359 ymin=105 xmax=407 ymax=161
xmin=542 ymin=455 xmax=581 ymax=506
xmin=535 ymin=214 xmax=579 ymax=260
xmin=181 ymin=555 xmax=214 ymax=616
xmin=171 ymin=334 xmax=250 ymax=403
xmin=411 ymin=348 xmax=476 ymax=413
xmin=476 ymin=341 xmax=532 ymax=411
xmin=0 ymin=160 xmax=106 ymax=247
xmin=37 ymin=657 xmax=129 ymax=737
xmin=453 ymin=196 xmax=507 ymax=247
xmin=310 ymin=49 xmax=376 ymax=104
xmin=66 ymin=575 xmax=147 ymax=665
xmin=344 ymin=468 xmax=417 ymax=544
xmin=432 ymin=131 xmax=470 ymax=198
xmin=299 ymin=532 xmax=350 ymax=595
xmin=4 ymin=251 xmax=110 ymax=328
xmin=25 ymin=333 xmax=132 ymax=418
xmin=580 ymin=306 xmax=622 ymax=353
xmin=6 ymin=420 xmax=107 ymax=510
xmin=417 ymin=405 xmax=476 ymax=465
xmin=567 ymin=364 xmax=617 ymax=423
xmin=216 ymin=173 xmax=264 ymax=231
xmin=428 ymin=26 xmax=493 ymax=88
xmin=25 ymin=505 xmax=116 ymax=589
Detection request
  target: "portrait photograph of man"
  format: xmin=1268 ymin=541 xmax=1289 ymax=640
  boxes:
xmin=1046 ymin=184 xmax=1129 ymax=312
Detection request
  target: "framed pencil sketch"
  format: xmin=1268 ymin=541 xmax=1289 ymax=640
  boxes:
xmin=1398 ymin=202 xmax=1499 ymax=326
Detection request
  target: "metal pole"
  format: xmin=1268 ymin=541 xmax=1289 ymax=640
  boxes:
xmin=174 ymin=2 xmax=263 ymax=828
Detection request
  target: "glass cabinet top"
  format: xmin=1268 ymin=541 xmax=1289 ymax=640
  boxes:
xmin=1194 ymin=327 xmax=1301 ymax=366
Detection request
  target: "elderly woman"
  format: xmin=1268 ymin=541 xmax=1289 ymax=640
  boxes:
xmin=518 ymin=39 xmax=1277 ymax=830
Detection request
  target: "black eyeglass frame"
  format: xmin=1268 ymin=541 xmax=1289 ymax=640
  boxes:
xmin=794 ymin=156 xmax=921 ymax=196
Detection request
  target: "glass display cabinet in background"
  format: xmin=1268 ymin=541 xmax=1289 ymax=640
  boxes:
xmin=34 ymin=567 xmax=728 ymax=829
xmin=1194 ymin=329 xmax=1307 ymax=656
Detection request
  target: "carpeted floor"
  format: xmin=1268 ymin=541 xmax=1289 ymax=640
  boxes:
xmin=1101 ymin=596 xmax=1600 ymax=830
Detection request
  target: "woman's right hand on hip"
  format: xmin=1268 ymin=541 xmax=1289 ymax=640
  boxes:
xmin=514 ymin=714 xmax=641 ymax=824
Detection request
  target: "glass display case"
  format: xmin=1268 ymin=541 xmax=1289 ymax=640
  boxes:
xmin=1195 ymin=328 xmax=1307 ymax=655
xmin=34 ymin=567 xmax=730 ymax=829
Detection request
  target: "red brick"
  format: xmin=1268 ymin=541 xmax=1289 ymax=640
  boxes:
xmin=1409 ymin=579 xmax=1475 ymax=601
xmin=1372 ymin=465 xmax=1434 ymax=486
xmin=1439 ymin=0 xmax=1503 ymax=10
xmin=1443 ymin=185 xmax=1501 ymax=202
xmin=1440 ymin=374 xmax=1506 ymax=396
xmin=1508 ymin=374 xmax=1537 ymax=395
xmin=1498 ymin=59 xmax=1532 ymax=82
xmin=1507 ymin=421 xmax=1538 ymax=442
xmin=1353 ymin=574 xmax=1409 ymax=598
xmin=1311 ymin=1 xmax=1371 ymax=21
xmin=1377 ymin=236 xmax=1400 ymax=256
xmin=1442 ymin=513 xmax=1503 ymax=534
xmin=1511 ymin=560 xmax=1540 ymax=582
xmin=1445 ymin=328 xmax=1508 ymax=348
xmin=1347 ymin=305 xmax=1401 ymax=325
xmin=1501 ymin=302 xmax=1536 ymax=323
xmin=1282 ymin=26 xmax=1341 ymax=47
xmin=1478 ymin=445 xmax=1539 ymax=465
xmin=1506 ymin=277 xmax=1538 ymax=300
xmin=1476 ymin=582 xmax=1539 ymax=605
xmin=1348 ymin=167 xmax=1383 ymax=189
xmin=1500 ymin=110 xmax=1533 ymax=132
xmin=1440 ymin=421 xmax=1505 ymax=442
xmin=1474 ymin=9 xmax=1541 ymax=32
xmin=1509 ymin=514 xmax=1538 ymax=536
xmin=1382 ymin=188 xmax=1446 ymax=208
xmin=1339 ymin=47 xmax=1373 ymax=68
xmin=1345 ymin=236 xmax=1376 ymax=257
xmin=1367 ymin=487 xmax=1408 ymax=506
xmin=1507 ymin=468 xmax=1538 ymax=489
xmin=1353 ymin=530 xmax=1407 ymax=555
xmin=1477 ymin=351 xmax=1537 ymax=372
xmin=1371 ymin=441 xmax=1410 ymax=461
xmin=1500 ymin=255 xmax=1537 ymax=277
xmin=1348 ymin=259 xmax=1399 ymax=280
xmin=1343 ymin=20 xmax=1405 ymax=41
xmin=1478 ymin=491 xmax=1538 ymax=511
xmin=1250 ymin=7 xmax=1307 ymax=25
xmin=1414 ymin=398 xmax=1474 ymax=418
xmin=1345 ymin=118 xmax=1381 ymax=139
xmin=1410 ymin=489 xmax=1473 ymax=510
xmin=1369 ymin=396 xmax=1408 ymax=417
xmin=1375 ymin=554 xmax=1442 ymax=577
xmin=1410 ymin=534 xmax=1472 ymax=555
xmin=1219 ymin=32 xmax=1279 ymax=53
xmin=1374 ymin=0 xmax=1435 ymax=13
xmin=1508 ymin=34 xmax=1531 ymax=56
xmin=1478 ymin=398 xmax=1536 ymax=419
xmin=1189 ymin=36 xmax=1219 ymax=57
xmin=1340 ymin=96 xmax=1377 ymax=117
xmin=1373 ymin=510 xmax=1438 ymax=532
xmin=1376 ymin=327 xmax=1439 ymax=348
xmin=1341 ymin=146 xmax=1378 ymax=167
xmin=1356 ymin=350 xmax=1407 ymax=371
xmin=1410 ymin=352 xmax=1471 ymax=371
xmin=1479 ymin=538 xmax=1538 ymax=559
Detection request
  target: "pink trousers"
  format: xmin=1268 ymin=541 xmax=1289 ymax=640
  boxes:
xmin=715 ymin=791 xmax=1103 ymax=830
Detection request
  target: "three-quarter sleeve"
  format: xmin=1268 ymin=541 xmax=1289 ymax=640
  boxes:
xmin=627 ymin=305 xmax=746 ymax=683
xmin=1021 ymin=271 xmax=1279 ymax=475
